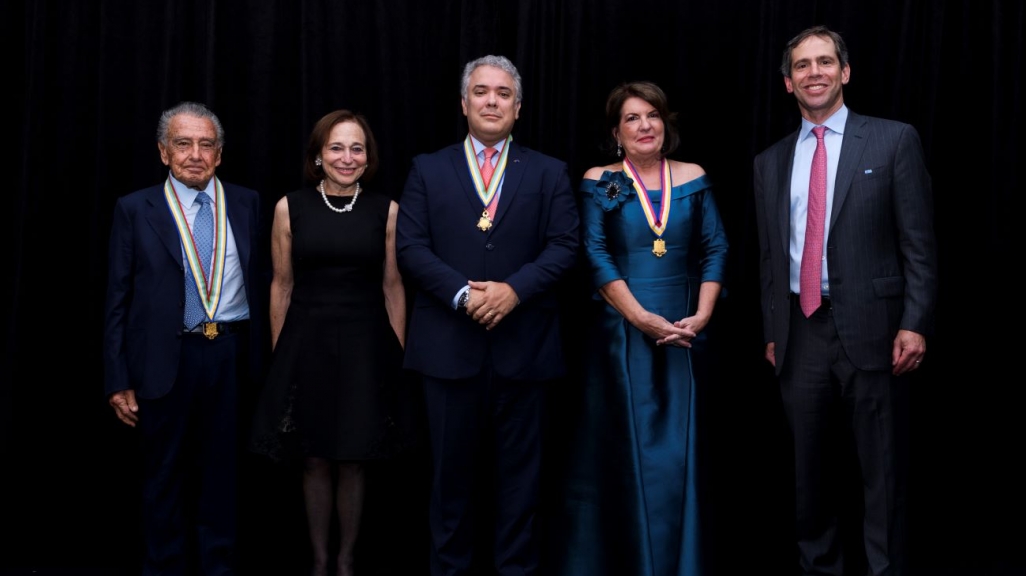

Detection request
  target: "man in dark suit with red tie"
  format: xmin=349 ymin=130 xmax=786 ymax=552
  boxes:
xmin=753 ymin=26 xmax=937 ymax=576
xmin=396 ymin=55 xmax=579 ymax=576
xmin=104 ymin=102 xmax=265 ymax=575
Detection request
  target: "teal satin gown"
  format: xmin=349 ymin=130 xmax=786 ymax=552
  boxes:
xmin=556 ymin=172 xmax=728 ymax=576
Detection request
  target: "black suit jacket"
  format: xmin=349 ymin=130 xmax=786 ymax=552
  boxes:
xmin=754 ymin=110 xmax=937 ymax=373
xmin=103 ymin=179 xmax=266 ymax=399
xmin=396 ymin=140 xmax=579 ymax=381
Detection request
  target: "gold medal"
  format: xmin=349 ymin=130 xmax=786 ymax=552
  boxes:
xmin=164 ymin=177 xmax=228 ymax=322
xmin=623 ymin=159 xmax=673 ymax=259
xmin=465 ymin=135 xmax=511 ymax=233
xmin=477 ymin=210 xmax=492 ymax=231
xmin=203 ymin=322 xmax=219 ymax=340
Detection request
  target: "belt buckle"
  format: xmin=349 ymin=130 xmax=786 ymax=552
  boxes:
xmin=202 ymin=322 xmax=220 ymax=340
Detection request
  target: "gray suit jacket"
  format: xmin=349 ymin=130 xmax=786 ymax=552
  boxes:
xmin=753 ymin=110 xmax=937 ymax=373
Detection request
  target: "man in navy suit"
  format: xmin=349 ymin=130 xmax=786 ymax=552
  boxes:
xmin=104 ymin=101 xmax=265 ymax=575
xmin=397 ymin=55 xmax=579 ymax=576
xmin=754 ymin=26 xmax=937 ymax=576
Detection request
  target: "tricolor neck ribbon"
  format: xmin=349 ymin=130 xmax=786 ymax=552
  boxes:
xmin=464 ymin=134 xmax=512 ymax=209
xmin=623 ymin=158 xmax=672 ymax=237
xmin=164 ymin=177 xmax=228 ymax=321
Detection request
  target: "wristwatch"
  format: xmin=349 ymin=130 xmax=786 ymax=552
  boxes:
xmin=457 ymin=290 xmax=470 ymax=310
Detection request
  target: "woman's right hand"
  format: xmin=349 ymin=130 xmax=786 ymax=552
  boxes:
xmin=634 ymin=310 xmax=696 ymax=347
xmin=598 ymin=280 xmax=697 ymax=347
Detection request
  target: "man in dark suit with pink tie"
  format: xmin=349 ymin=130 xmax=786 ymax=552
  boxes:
xmin=754 ymin=26 xmax=938 ymax=576
xmin=396 ymin=55 xmax=579 ymax=576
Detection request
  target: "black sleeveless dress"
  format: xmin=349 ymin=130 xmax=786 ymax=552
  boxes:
xmin=251 ymin=187 xmax=405 ymax=462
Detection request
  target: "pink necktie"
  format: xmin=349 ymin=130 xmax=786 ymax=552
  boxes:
xmin=800 ymin=126 xmax=827 ymax=317
xmin=481 ymin=147 xmax=497 ymax=220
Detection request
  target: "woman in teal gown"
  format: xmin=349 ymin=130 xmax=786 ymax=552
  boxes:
xmin=557 ymin=81 xmax=728 ymax=576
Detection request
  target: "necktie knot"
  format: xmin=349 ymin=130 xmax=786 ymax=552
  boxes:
xmin=483 ymin=147 xmax=496 ymax=163
xmin=195 ymin=193 xmax=211 ymax=207
xmin=812 ymin=125 xmax=827 ymax=140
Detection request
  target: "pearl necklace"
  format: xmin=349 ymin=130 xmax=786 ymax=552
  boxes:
xmin=318 ymin=180 xmax=361 ymax=213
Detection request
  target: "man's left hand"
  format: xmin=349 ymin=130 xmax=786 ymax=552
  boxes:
xmin=466 ymin=280 xmax=519 ymax=330
xmin=892 ymin=329 xmax=926 ymax=375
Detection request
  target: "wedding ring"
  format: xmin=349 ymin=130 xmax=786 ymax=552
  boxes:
xmin=915 ymin=360 xmax=921 ymax=363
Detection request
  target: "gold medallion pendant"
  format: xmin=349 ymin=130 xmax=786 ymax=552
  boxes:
xmin=202 ymin=322 xmax=219 ymax=339
xmin=477 ymin=210 xmax=492 ymax=232
xmin=653 ymin=238 xmax=667 ymax=257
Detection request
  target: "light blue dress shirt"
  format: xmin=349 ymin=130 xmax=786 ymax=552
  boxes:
xmin=788 ymin=105 xmax=848 ymax=296
xmin=170 ymin=173 xmax=250 ymax=322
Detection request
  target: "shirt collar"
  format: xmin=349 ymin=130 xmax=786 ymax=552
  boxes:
xmin=468 ymin=134 xmax=508 ymax=158
xmin=800 ymin=104 xmax=848 ymax=141
xmin=168 ymin=172 xmax=215 ymax=205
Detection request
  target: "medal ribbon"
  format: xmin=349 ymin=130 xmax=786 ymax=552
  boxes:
xmin=464 ymin=134 xmax=512 ymax=210
xmin=623 ymin=158 xmax=672 ymax=237
xmin=164 ymin=176 xmax=228 ymax=321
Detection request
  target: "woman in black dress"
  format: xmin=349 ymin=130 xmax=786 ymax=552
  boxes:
xmin=251 ymin=110 xmax=406 ymax=576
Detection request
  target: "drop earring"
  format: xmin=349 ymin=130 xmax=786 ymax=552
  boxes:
xmin=616 ymin=142 xmax=623 ymax=158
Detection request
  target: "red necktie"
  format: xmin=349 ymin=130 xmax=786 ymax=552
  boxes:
xmin=800 ymin=126 xmax=827 ymax=317
xmin=481 ymin=147 xmax=497 ymax=220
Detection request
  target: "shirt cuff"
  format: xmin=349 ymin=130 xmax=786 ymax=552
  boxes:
xmin=452 ymin=285 xmax=470 ymax=310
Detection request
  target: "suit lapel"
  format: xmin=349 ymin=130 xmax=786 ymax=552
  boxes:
xmin=489 ymin=142 xmax=527 ymax=232
xmin=144 ymin=186 xmax=186 ymax=263
xmin=831 ymin=111 xmax=868 ymax=228
xmin=448 ymin=143 xmax=485 ymax=219
xmin=223 ymin=183 xmax=251 ymax=275
xmin=775 ymin=131 xmax=799 ymax=256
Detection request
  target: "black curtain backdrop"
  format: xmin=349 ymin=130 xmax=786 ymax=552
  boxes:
xmin=4 ymin=1 xmax=1022 ymax=574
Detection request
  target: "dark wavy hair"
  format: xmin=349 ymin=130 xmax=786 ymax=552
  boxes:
xmin=604 ymin=81 xmax=680 ymax=157
xmin=303 ymin=109 xmax=379 ymax=183
xmin=780 ymin=25 xmax=850 ymax=77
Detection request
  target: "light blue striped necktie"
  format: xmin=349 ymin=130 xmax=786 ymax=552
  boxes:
xmin=184 ymin=193 xmax=213 ymax=329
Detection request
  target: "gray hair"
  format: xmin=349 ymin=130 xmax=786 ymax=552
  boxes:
xmin=156 ymin=101 xmax=225 ymax=147
xmin=460 ymin=55 xmax=523 ymax=104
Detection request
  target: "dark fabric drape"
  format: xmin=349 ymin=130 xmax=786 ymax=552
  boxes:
xmin=5 ymin=1 xmax=1022 ymax=574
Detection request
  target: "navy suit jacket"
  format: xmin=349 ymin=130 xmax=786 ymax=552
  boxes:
xmin=104 ymin=180 xmax=265 ymax=399
xmin=754 ymin=111 xmax=938 ymax=373
xmin=397 ymin=140 xmax=579 ymax=381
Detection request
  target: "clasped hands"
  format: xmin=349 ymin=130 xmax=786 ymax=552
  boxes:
xmin=465 ymin=280 xmax=519 ymax=331
xmin=643 ymin=311 xmax=708 ymax=348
